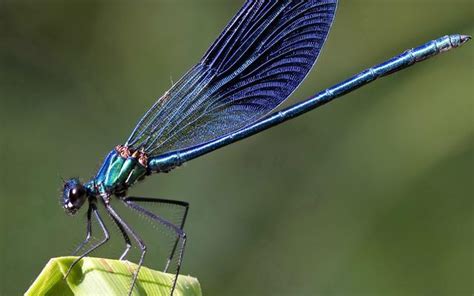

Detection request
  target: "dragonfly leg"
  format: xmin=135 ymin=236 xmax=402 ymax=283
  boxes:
xmin=65 ymin=202 xmax=109 ymax=279
xmin=105 ymin=204 xmax=146 ymax=296
xmin=122 ymin=198 xmax=187 ymax=296
xmin=124 ymin=196 xmax=189 ymax=273
xmin=109 ymin=213 xmax=133 ymax=260
xmin=71 ymin=204 xmax=93 ymax=256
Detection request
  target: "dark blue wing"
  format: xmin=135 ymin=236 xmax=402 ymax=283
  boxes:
xmin=126 ymin=0 xmax=338 ymax=156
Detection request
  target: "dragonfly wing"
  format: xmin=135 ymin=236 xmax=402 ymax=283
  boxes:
xmin=126 ymin=0 xmax=338 ymax=156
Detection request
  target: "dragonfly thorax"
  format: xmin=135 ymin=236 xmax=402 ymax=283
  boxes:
xmin=93 ymin=146 xmax=149 ymax=197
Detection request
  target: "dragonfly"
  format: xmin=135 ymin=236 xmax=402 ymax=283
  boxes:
xmin=60 ymin=0 xmax=470 ymax=295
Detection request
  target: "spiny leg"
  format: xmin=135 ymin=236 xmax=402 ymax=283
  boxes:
xmin=109 ymin=213 xmax=133 ymax=260
xmin=125 ymin=196 xmax=189 ymax=272
xmin=122 ymin=198 xmax=187 ymax=296
xmin=65 ymin=203 xmax=109 ymax=279
xmin=71 ymin=204 xmax=93 ymax=256
xmin=105 ymin=204 xmax=146 ymax=296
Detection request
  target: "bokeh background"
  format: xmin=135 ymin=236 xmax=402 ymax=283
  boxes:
xmin=1 ymin=0 xmax=472 ymax=295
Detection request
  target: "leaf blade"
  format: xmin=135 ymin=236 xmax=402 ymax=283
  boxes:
xmin=26 ymin=257 xmax=201 ymax=296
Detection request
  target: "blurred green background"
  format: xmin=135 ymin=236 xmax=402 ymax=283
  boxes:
xmin=0 ymin=0 xmax=472 ymax=295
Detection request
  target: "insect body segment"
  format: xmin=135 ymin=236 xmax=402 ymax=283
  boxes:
xmin=95 ymin=146 xmax=149 ymax=196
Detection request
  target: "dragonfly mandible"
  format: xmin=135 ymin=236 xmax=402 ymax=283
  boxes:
xmin=60 ymin=1 xmax=469 ymax=295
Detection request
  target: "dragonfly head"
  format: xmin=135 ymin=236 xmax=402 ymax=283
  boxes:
xmin=62 ymin=178 xmax=87 ymax=215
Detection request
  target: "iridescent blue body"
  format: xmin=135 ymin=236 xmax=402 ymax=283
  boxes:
xmin=58 ymin=1 xmax=470 ymax=296
xmin=148 ymin=34 xmax=470 ymax=173
xmin=86 ymin=25 xmax=469 ymax=197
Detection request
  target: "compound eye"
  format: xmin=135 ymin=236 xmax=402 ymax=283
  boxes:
xmin=69 ymin=186 xmax=85 ymax=202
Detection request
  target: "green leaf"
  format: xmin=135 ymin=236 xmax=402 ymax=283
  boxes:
xmin=26 ymin=257 xmax=202 ymax=296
